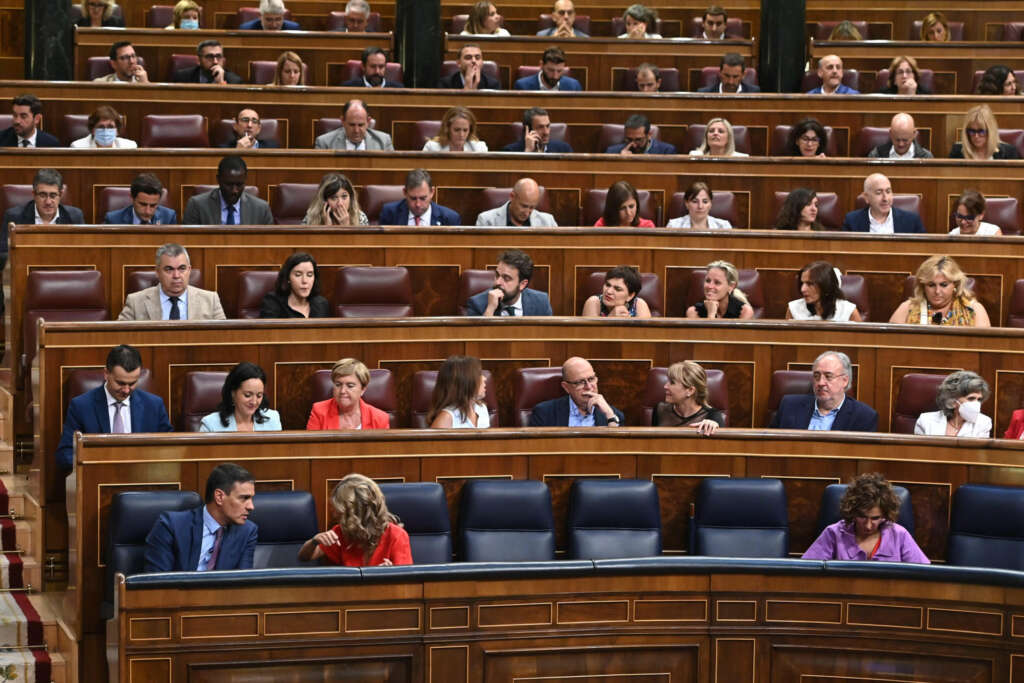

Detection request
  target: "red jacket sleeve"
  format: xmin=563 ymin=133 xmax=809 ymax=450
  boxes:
xmin=1005 ymin=410 xmax=1024 ymax=439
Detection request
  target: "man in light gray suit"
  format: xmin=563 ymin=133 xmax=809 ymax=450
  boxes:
xmin=182 ymin=156 xmax=273 ymax=225
xmin=476 ymin=178 xmax=557 ymax=227
xmin=314 ymin=99 xmax=393 ymax=150
xmin=118 ymin=243 xmax=227 ymax=321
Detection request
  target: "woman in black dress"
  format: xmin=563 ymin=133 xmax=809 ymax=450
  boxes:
xmin=652 ymin=361 xmax=724 ymax=435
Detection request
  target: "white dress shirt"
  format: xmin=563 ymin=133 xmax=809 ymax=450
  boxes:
xmin=914 ymin=410 xmax=992 ymax=437
xmin=868 ymin=210 xmax=895 ymax=234
xmin=159 ymin=287 xmax=189 ymax=320
xmin=104 ymin=384 xmax=132 ymax=433
xmin=407 ymin=206 xmax=432 ymax=226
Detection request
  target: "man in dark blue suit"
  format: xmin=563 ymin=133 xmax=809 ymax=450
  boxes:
xmin=465 ymin=249 xmax=553 ymax=316
xmin=144 ymin=463 xmax=258 ymax=572
xmin=104 ymin=173 xmax=177 ymax=224
xmin=502 ymin=107 xmax=574 ymax=153
xmin=55 ymin=345 xmax=173 ymax=470
xmin=529 ymin=357 xmax=625 ymax=427
xmin=378 ymin=169 xmax=460 ymax=225
xmin=605 ymin=114 xmax=677 ymax=154
xmin=697 ymin=53 xmax=761 ymax=93
xmin=340 ymin=46 xmax=403 ymax=88
xmin=238 ymin=0 xmax=300 ymax=29
xmin=0 ymin=94 xmax=60 ymax=147
xmin=513 ymin=47 xmax=582 ymax=91
xmin=770 ymin=351 xmax=878 ymax=432
xmin=842 ymin=173 xmax=925 ymax=234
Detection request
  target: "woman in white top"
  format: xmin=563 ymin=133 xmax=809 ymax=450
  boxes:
xmin=914 ymin=370 xmax=992 ymax=437
xmin=619 ymin=4 xmax=662 ymax=38
xmin=688 ymin=117 xmax=749 ymax=158
xmin=70 ymin=106 xmax=137 ymax=149
xmin=460 ymin=1 xmax=510 ymax=36
xmin=199 ymin=362 xmax=282 ymax=432
xmin=667 ymin=181 xmax=733 ymax=229
xmin=786 ymin=261 xmax=862 ymax=321
xmin=429 ymin=355 xmax=491 ymax=428
xmin=422 ymin=106 xmax=489 ymax=152
xmin=949 ymin=189 xmax=1002 ymax=236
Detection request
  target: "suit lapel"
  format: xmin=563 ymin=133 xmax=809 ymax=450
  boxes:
xmin=187 ymin=507 xmax=204 ymax=571
xmin=129 ymin=391 xmax=144 ymax=432
xmin=92 ymin=387 xmax=111 ymax=432
xmin=832 ymin=399 xmax=852 ymax=430
xmin=207 ymin=190 xmax=222 ymax=224
xmin=557 ymin=396 xmax=570 ymax=425
xmin=145 ymin=287 xmax=163 ymax=320
xmin=238 ymin=194 xmax=249 ymax=224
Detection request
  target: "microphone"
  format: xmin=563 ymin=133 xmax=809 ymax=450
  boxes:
xmin=932 ymin=312 xmax=943 ymax=325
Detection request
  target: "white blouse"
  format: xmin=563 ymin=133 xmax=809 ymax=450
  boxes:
xmin=950 ymin=221 xmax=1000 ymax=236
xmin=442 ymin=403 xmax=490 ymax=428
xmin=666 ymin=215 xmax=733 ymax=229
xmin=460 ymin=27 xmax=510 ymax=36
xmin=70 ymin=135 xmax=138 ymax=148
xmin=422 ymin=139 xmax=489 ymax=152
xmin=787 ymin=298 xmax=857 ymax=321
xmin=914 ymin=410 xmax=992 ymax=437
xmin=688 ymin=149 xmax=749 ymax=158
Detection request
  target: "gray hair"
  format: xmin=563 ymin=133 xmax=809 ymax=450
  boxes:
xmin=32 ymin=168 xmax=63 ymax=190
xmin=813 ymin=350 xmax=852 ymax=390
xmin=345 ymin=0 xmax=370 ymax=13
xmin=935 ymin=370 xmax=990 ymax=418
xmin=155 ymin=243 xmax=190 ymax=267
xmin=405 ymin=168 xmax=432 ymax=191
xmin=260 ymin=0 xmax=285 ymax=14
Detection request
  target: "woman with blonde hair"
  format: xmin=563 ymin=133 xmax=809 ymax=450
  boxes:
xmin=919 ymin=12 xmax=949 ymax=41
xmin=422 ymin=106 xmax=488 ymax=152
xmin=298 ymin=473 xmax=412 ymax=566
xmin=428 ymin=355 xmax=490 ymax=428
xmin=889 ymin=255 xmax=990 ymax=327
xmin=461 ymin=1 xmax=510 ymax=36
xmin=273 ymin=51 xmax=305 ymax=85
xmin=76 ymin=0 xmax=124 ymax=27
xmin=950 ymin=104 xmax=1022 ymax=160
xmin=302 ymin=173 xmax=368 ymax=225
xmin=166 ymin=0 xmax=201 ymax=28
xmin=685 ymin=260 xmax=753 ymax=319
xmin=688 ymin=117 xmax=748 ymax=158
xmin=652 ymin=360 xmax=723 ymax=434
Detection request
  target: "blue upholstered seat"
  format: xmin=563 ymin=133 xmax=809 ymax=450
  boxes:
xmin=458 ymin=480 xmax=555 ymax=562
xmin=690 ymin=478 xmax=789 ymax=558
xmin=249 ymin=491 xmax=318 ymax=569
xmin=567 ymin=479 xmax=661 ymax=559
xmin=380 ymin=482 xmax=452 ymax=564
xmin=815 ymin=483 xmax=915 ymax=536
xmin=947 ymin=484 xmax=1024 ymax=570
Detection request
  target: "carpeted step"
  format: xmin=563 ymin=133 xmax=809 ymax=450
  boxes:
xmin=0 ymin=648 xmax=52 ymax=683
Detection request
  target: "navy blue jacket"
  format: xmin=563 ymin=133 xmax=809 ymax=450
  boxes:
xmin=513 ymin=74 xmax=583 ymax=91
xmin=104 ymin=204 xmax=178 ymax=225
xmin=502 ymin=138 xmax=574 ymax=153
xmin=697 ymin=79 xmax=761 ymax=93
xmin=841 ymin=206 xmax=925 ymax=233
xmin=378 ymin=200 xmax=461 ymax=226
xmin=605 ymin=139 xmax=677 ymax=154
xmin=0 ymin=127 xmax=61 ymax=147
xmin=769 ymin=394 xmax=878 ymax=432
xmin=238 ymin=17 xmax=300 ymax=29
xmin=528 ymin=395 xmax=625 ymax=427
xmin=56 ymin=386 xmax=173 ymax=469
xmin=144 ymin=505 xmax=257 ymax=572
xmin=465 ymin=287 xmax=553 ymax=316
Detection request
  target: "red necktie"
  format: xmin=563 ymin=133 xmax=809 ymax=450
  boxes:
xmin=414 ymin=216 xmax=421 ymax=226
xmin=206 ymin=526 xmax=224 ymax=570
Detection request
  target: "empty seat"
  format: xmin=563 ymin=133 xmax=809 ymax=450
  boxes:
xmin=685 ymin=268 xmax=765 ymax=318
xmin=689 ymin=16 xmax=744 ymax=38
xmin=97 ymin=186 xmax=170 ymax=219
xmin=978 ymin=197 xmax=1020 ymax=235
xmin=773 ymin=191 xmax=843 ymax=230
xmin=567 ymin=479 xmax=661 ymax=559
xmin=212 ymin=118 xmax=282 ymax=148
xmin=140 ymin=114 xmax=209 ymax=148
xmin=236 ymin=270 xmax=277 ymax=318
xmin=1003 ymin=23 xmax=1024 ymax=41
xmin=125 ymin=268 xmax=202 ymax=295
xmin=448 ymin=13 xmax=468 ymax=34
xmin=60 ymin=113 xmax=91 ymax=145
xmin=379 ymin=482 xmax=452 ymax=563
xmin=325 ymin=10 xmax=381 ymax=32
xmin=690 ymin=478 xmax=788 ymax=557
xmin=360 ymin=185 xmax=404 ymax=224
xmin=696 ymin=65 xmax=758 ymax=90
xmin=179 ymin=370 xmax=228 ymax=431
xmin=640 ymin=367 xmax=728 ymax=426
xmin=771 ymin=125 xmax=840 ymax=156
xmin=911 ymin=19 xmax=964 ymax=40
xmin=946 ymin=484 xmax=1024 ymax=570
xmin=667 ymin=190 xmax=741 ymax=227
xmin=333 ymin=266 xmax=414 ymax=317
xmin=309 ymin=368 xmax=399 ymax=426
xmin=412 ymin=120 xmax=441 ymax=148
xmin=583 ymin=270 xmax=663 ymax=316
xmin=597 ymin=123 xmax=662 ymax=153
xmin=514 ymin=367 xmax=564 ymax=426
xmin=338 ymin=58 xmax=403 ymax=86
xmin=165 ymin=53 xmax=199 ymax=81
xmin=764 ymin=370 xmax=813 ymax=426
xmin=409 ymin=369 xmax=498 ymax=428
xmin=840 ymin=273 xmax=870 ymax=321
xmin=855 ymin=126 xmax=891 ymax=156
xmin=249 ymin=491 xmax=318 ymax=568
xmin=537 ymin=13 xmax=590 ymax=34
xmin=1008 ymin=279 xmax=1024 ymax=327
xmin=618 ymin=66 xmax=680 ymax=92
xmin=457 ymin=269 xmax=495 ymax=315
xmin=458 ymin=479 xmax=555 ymax=561
xmin=683 ymin=124 xmax=751 ymax=156
xmin=800 ymin=69 xmax=861 ymax=94
xmin=270 ymin=183 xmax=317 ymax=224
xmin=891 ymin=373 xmax=946 ymax=434
xmin=874 ymin=68 xmax=935 ymax=94
xmin=815 ymin=483 xmax=914 ymax=536
xmin=582 ymin=188 xmax=657 ymax=226
xmin=998 ymin=129 xmax=1024 ymax=158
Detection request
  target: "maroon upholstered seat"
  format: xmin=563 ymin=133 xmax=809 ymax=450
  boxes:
xmin=892 ymin=373 xmax=947 ymax=434
xmin=582 ymin=189 xmax=656 ymax=226
xmin=874 ymin=68 xmax=935 ymax=93
xmin=236 ymin=270 xmax=277 ymax=318
xmin=126 ymin=269 xmax=202 ymax=295
xmin=537 ymin=13 xmax=590 ymax=34
xmin=667 ymin=191 xmax=741 ymax=228
xmin=480 ymin=187 xmax=550 ymax=213
xmin=610 ymin=16 xmax=663 ymax=37
xmin=681 ymin=124 xmax=751 ymax=155
xmin=190 ymin=185 xmax=259 ymax=199
xmin=1008 ymin=280 xmax=1024 ymax=327
xmin=270 ymin=183 xmax=317 ymax=224
xmin=514 ymin=65 xmax=576 ymax=84
xmin=457 ymin=269 xmax=495 ymax=315
xmin=326 ymin=11 xmax=381 ymax=32
xmin=618 ymin=67 xmax=680 ymax=92
xmin=771 ymin=125 xmax=840 ymax=156
xmin=764 ymin=370 xmax=812 ymax=426
xmin=998 ymin=129 xmax=1024 ymax=158
xmin=800 ymin=69 xmax=861 ymax=93
xmin=1003 ymin=23 xmax=1024 ymax=41
xmin=409 ymin=369 xmax=498 ymax=428
xmin=310 ymin=368 xmax=398 ymax=426
xmin=180 ymin=371 xmax=228 ymax=431
xmin=689 ymin=16 xmax=744 ymax=38
xmin=313 ymin=118 xmax=341 ymax=139
xmin=61 ymin=114 xmax=90 ymax=146
xmin=97 ymin=186 xmax=171 ymax=218
xmin=211 ymin=118 xmax=281 ymax=148
xmin=65 ymin=367 xmax=153 ymax=414
xmin=1 ymin=184 xmax=67 ymax=217
xmin=140 ymin=114 xmax=209 ymax=148
xmin=641 ymin=367 xmax=729 ymax=426
xmin=87 ymin=54 xmax=147 ymax=81
xmin=772 ymin=191 xmax=842 ymax=230
xmin=696 ymin=66 xmax=758 ymax=90
xmin=513 ymin=367 xmax=564 ymax=426
xmin=334 ymin=266 xmax=413 ymax=317
xmin=983 ymin=197 xmax=1021 ymax=235
xmin=911 ymin=20 xmax=964 ymax=40
xmin=840 ymin=274 xmax=870 ymax=322
xmin=412 ymin=121 xmax=441 ymax=148
xmin=165 ymin=54 xmax=199 ymax=81
xmin=338 ymin=59 xmax=404 ymax=85
xmin=597 ymin=123 xmax=662 ymax=153
xmin=448 ymin=14 xmax=468 ymax=34
xmin=855 ymin=127 xmax=891 ymax=156
xmin=686 ymin=268 xmax=765 ymax=318
xmin=235 ymin=6 xmax=294 ymax=26
xmin=583 ymin=271 xmax=663 ymax=317
xmin=360 ymin=185 xmax=405 ymax=224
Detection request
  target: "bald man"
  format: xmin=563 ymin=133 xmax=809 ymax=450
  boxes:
xmin=528 ymin=357 xmax=624 ymax=427
xmin=807 ymin=54 xmax=859 ymax=94
xmin=476 ymin=178 xmax=557 ymax=226
xmin=842 ymin=173 xmax=925 ymax=234
xmin=867 ymin=113 xmax=933 ymax=159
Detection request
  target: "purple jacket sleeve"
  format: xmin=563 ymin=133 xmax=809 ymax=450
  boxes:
xmin=801 ymin=524 xmax=838 ymax=560
xmin=894 ymin=524 xmax=930 ymax=564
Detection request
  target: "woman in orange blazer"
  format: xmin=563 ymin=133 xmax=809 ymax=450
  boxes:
xmin=1004 ymin=409 xmax=1024 ymax=439
xmin=307 ymin=358 xmax=390 ymax=430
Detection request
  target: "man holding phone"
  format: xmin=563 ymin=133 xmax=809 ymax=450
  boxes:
xmin=604 ymin=114 xmax=676 ymax=155
xmin=502 ymin=107 xmax=573 ymax=153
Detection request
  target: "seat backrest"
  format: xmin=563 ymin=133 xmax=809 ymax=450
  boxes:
xmin=165 ymin=53 xmax=199 ymax=81
xmin=537 ymin=12 xmax=590 ymax=34
xmin=840 ymin=273 xmax=870 ymax=321
xmin=309 ymin=368 xmax=399 ymax=427
xmin=61 ymin=113 xmax=91 ymax=145
xmin=334 ymin=266 xmax=414 ymax=317
xmin=855 ymin=126 xmax=891 ymax=156
xmin=179 ymin=370 xmax=228 ymax=431
xmin=409 ymin=369 xmax=498 ymax=428
xmin=811 ymin=20 xmax=869 ymax=40
xmin=854 ymin=194 xmax=921 ymax=216
xmin=583 ymin=271 xmax=662 ymax=316
xmin=999 ymin=129 xmax=1024 ymax=158
xmin=235 ymin=6 xmax=294 ymax=25
xmin=947 ymin=483 xmax=1024 ymax=570
xmin=325 ymin=10 xmax=381 ymax=32
xmin=689 ymin=16 xmax=744 ymax=38
xmin=874 ymin=68 xmax=935 ymax=93
xmin=1004 ymin=22 xmax=1024 ymax=41
xmin=567 ymin=479 xmax=661 ymax=559
xmin=125 ymin=269 xmax=202 ymax=295
xmin=360 ymin=185 xmax=405 ymax=224
xmin=140 ymin=114 xmax=209 ymax=148
xmin=379 ymin=482 xmax=452 ymax=563
xmin=641 ymin=367 xmax=728 ymax=426
xmin=980 ymin=197 xmax=1020 ymax=235
xmin=1008 ymin=279 xmax=1024 ymax=328
xmin=23 ymin=270 xmax=107 ymax=370
xmin=619 ymin=66 xmax=680 ymax=92
xmin=764 ymin=370 xmax=813 ymax=425
xmin=910 ymin=19 xmax=964 ymax=40
xmin=270 ymin=183 xmax=317 ymax=224
xmin=801 ymin=69 xmax=861 ymax=93
xmin=685 ymin=268 xmax=764 ymax=318
xmin=190 ymin=185 xmax=259 ymax=200
xmin=771 ymin=124 xmax=840 ymax=156
xmin=457 ymin=269 xmax=494 ymax=315
xmin=212 ymin=118 xmax=281 ymax=148
xmin=815 ymin=483 xmax=914 ymax=536
xmin=66 ymin=368 xmax=153 ymax=407
xmin=440 ymin=60 xmax=501 ymax=86
xmin=1 ymin=184 xmax=68 ymax=218
xmin=682 ymin=124 xmax=751 ymax=156
xmin=583 ymin=188 xmax=656 ymax=226
xmin=504 ymin=120 xmax=571 ymax=148
xmin=597 ymin=123 xmax=661 ymax=154
xmin=248 ymin=490 xmax=318 ymax=568
xmin=513 ymin=367 xmax=564 ymax=426
xmin=104 ymin=490 xmax=201 ymax=616
xmin=236 ymin=270 xmax=277 ymax=318
xmin=458 ymin=479 xmax=555 ymax=561
xmin=667 ymin=190 xmax=741 ymax=228
xmin=413 ymin=120 xmax=441 ymax=148
xmin=97 ymin=186 xmax=171 ymax=218
xmin=892 ymin=372 xmax=947 ymax=434
xmin=772 ymin=191 xmax=843 ymax=229
xmin=339 ymin=58 xmax=404 ymax=85
xmin=691 ymin=478 xmax=788 ymax=557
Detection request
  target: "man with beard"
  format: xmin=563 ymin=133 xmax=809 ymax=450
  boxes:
xmin=341 ymin=46 xmax=403 ymax=87
xmin=464 ymin=249 xmax=553 ymax=316
xmin=513 ymin=46 xmax=582 ymax=91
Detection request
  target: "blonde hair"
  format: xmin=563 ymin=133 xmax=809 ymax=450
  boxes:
xmin=697 ymin=117 xmax=736 ymax=156
xmin=331 ymin=357 xmax=371 ymax=388
xmin=913 ymin=255 xmax=974 ymax=303
xmin=273 ymin=50 xmax=305 ymax=85
xmin=960 ymin=104 xmax=1000 ymax=160
xmin=81 ymin=0 xmax=116 ymax=20
xmin=433 ymin=106 xmax=480 ymax=147
xmin=329 ymin=474 xmax=398 ymax=559
xmin=667 ymin=360 xmax=710 ymax=408
xmin=170 ymin=0 xmax=200 ymax=27
xmin=705 ymin=260 xmax=749 ymax=305
xmin=920 ymin=12 xmax=949 ymax=41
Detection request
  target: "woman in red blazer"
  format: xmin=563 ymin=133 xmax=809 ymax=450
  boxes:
xmin=1004 ymin=409 xmax=1024 ymax=439
xmin=307 ymin=358 xmax=390 ymax=430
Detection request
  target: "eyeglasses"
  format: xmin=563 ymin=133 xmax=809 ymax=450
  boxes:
xmin=799 ymin=135 xmax=820 ymax=144
xmin=811 ymin=371 xmax=846 ymax=382
xmin=966 ymin=128 xmax=987 ymax=136
xmin=894 ymin=68 xmax=915 ymax=77
xmin=115 ymin=53 xmax=137 ymax=61
xmin=201 ymin=52 xmax=225 ymax=61
xmin=565 ymin=375 xmax=598 ymax=387
xmin=34 ymin=191 xmax=59 ymax=200
xmin=237 ymin=117 xmax=260 ymax=124
xmin=953 ymin=212 xmax=976 ymax=222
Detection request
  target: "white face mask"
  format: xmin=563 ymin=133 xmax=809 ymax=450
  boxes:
xmin=958 ymin=399 xmax=981 ymax=423
xmin=180 ymin=18 xmax=199 ymax=29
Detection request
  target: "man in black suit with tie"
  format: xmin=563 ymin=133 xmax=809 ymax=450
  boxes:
xmin=172 ymin=40 xmax=243 ymax=84
xmin=438 ymin=44 xmax=501 ymax=90
xmin=2 ymin=168 xmax=83 ymax=265
xmin=0 ymin=94 xmax=61 ymax=148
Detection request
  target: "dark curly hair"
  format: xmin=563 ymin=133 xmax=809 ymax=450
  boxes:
xmin=785 ymin=118 xmax=827 ymax=157
xmin=839 ymin=472 xmax=901 ymax=527
xmin=775 ymin=188 xmax=825 ymax=231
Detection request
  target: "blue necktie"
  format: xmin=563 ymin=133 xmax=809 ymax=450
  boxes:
xmin=226 ymin=204 xmax=236 ymax=225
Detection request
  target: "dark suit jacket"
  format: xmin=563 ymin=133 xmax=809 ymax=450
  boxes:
xmin=867 ymin=142 xmax=934 ymax=159
xmin=216 ymin=134 xmax=280 ymax=149
xmin=259 ymin=291 xmax=331 ymax=318
xmin=2 ymin=200 xmax=85 ymax=262
xmin=143 ymin=505 xmax=257 ymax=572
xmin=502 ymin=138 xmax=574 ymax=153
xmin=697 ymin=79 xmax=761 ymax=93
xmin=606 ymin=139 xmax=677 ymax=154
xmin=438 ymin=70 xmax=502 ymax=90
xmin=340 ymin=77 xmax=404 ymax=88
xmin=182 ymin=188 xmax=274 ymax=225
xmin=465 ymin=287 xmax=553 ymax=316
xmin=238 ymin=17 xmax=300 ymax=29
xmin=949 ymin=142 xmax=1022 ymax=160
xmin=528 ymin=395 xmax=625 ymax=427
xmin=769 ymin=394 xmax=878 ymax=432
xmin=0 ymin=127 xmax=61 ymax=147
xmin=378 ymin=200 xmax=460 ymax=226
xmin=841 ymin=206 xmax=925 ymax=233
xmin=103 ymin=204 xmax=178 ymax=225
xmin=513 ymin=74 xmax=583 ymax=91
xmin=172 ymin=65 xmax=243 ymax=84
xmin=56 ymin=386 xmax=173 ymax=469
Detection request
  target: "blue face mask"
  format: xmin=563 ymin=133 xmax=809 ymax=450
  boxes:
xmin=180 ymin=18 xmax=199 ymax=29
xmin=93 ymin=127 xmax=117 ymax=146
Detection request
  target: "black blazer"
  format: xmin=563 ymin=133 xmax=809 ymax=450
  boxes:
xmin=216 ymin=134 xmax=280 ymax=149
xmin=949 ymin=141 xmax=1022 ymax=159
xmin=0 ymin=127 xmax=61 ymax=147
xmin=259 ymin=291 xmax=331 ymax=318
xmin=2 ymin=200 xmax=84 ymax=259
xmin=437 ymin=70 xmax=502 ymax=90
xmin=75 ymin=15 xmax=124 ymax=26
xmin=172 ymin=65 xmax=243 ymax=84
xmin=340 ymin=77 xmax=404 ymax=88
